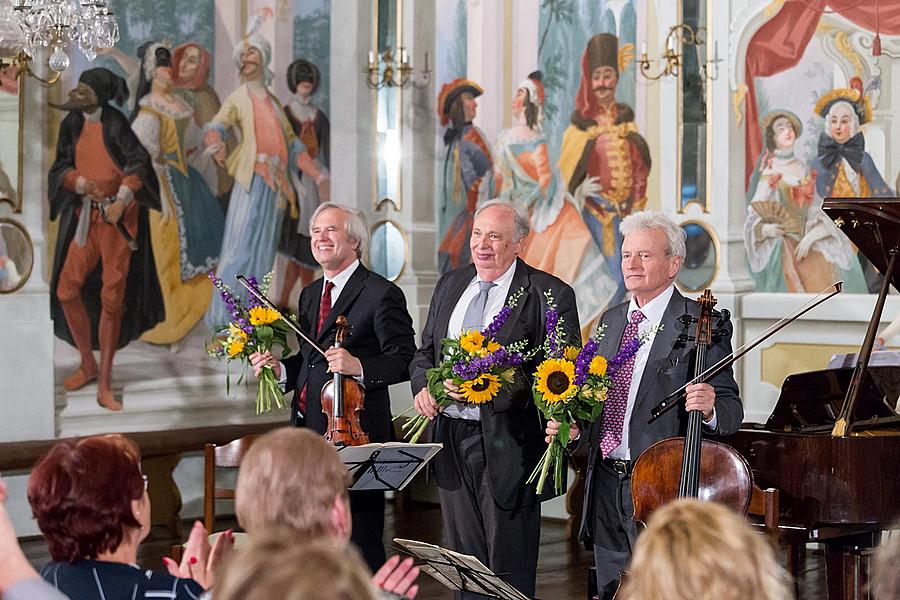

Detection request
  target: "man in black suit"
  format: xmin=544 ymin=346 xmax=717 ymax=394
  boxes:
xmin=411 ymin=199 xmax=580 ymax=598
xmin=548 ymin=210 xmax=742 ymax=599
xmin=250 ymin=202 xmax=416 ymax=572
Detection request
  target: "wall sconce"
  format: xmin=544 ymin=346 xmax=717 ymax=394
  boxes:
xmin=639 ymin=24 xmax=720 ymax=81
xmin=365 ymin=47 xmax=431 ymax=89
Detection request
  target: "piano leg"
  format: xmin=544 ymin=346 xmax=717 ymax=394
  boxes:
xmin=823 ymin=532 xmax=877 ymax=600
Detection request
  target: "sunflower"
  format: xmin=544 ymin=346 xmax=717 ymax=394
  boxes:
xmin=563 ymin=346 xmax=581 ymax=361
xmin=228 ymin=324 xmax=249 ymax=342
xmin=535 ymin=358 xmax=578 ymax=404
xmin=249 ymin=306 xmax=280 ymax=326
xmin=459 ymin=330 xmax=486 ymax=354
xmin=486 ymin=339 xmax=501 ymax=353
xmin=589 ymin=355 xmax=608 ymax=377
xmin=227 ymin=339 xmax=245 ymax=357
xmin=459 ymin=373 xmax=501 ymax=404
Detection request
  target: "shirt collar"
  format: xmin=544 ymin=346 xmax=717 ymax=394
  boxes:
xmin=324 ymin=259 xmax=360 ymax=290
xmin=627 ymin=284 xmax=675 ymax=325
xmin=84 ymin=107 xmax=101 ymax=123
xmin=473 ymin=259 xmax=517 ymax=289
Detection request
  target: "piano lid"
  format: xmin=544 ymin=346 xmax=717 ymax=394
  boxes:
xmin=822 ymin=197 xmax=900 ymax=288
xmin=767 ymin=366 xmax=900 ymax=432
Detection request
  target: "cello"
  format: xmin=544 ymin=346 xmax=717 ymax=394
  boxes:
xmin=630 ymin=290 xmax=752 ymax=524
xmin=320 ymin=315 xmax=369 ymax=447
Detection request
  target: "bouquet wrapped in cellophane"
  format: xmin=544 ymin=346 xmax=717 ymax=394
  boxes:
xmin=401 ymin=287 xmax=530 ymax=443
xmin=528 ymin=290 xmax=655 ymax=494
xmin=207 ymin=272 xmax=291 ymax=414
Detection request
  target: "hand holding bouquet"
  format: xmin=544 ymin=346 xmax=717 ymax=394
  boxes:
xmin=529 ymin=291 xmax=656 ymax=494
xmin=401 ymin=288 xmax=529 ymax=443
xmin=208 ymin=273 xmax=291 ymax=414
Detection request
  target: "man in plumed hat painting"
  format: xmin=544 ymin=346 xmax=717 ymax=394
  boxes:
xmin=558 ymin=32 xmax=651 ymax=308
xmin=48 ymin=67 xmax=163 ymax=411
xmin=437 ymin=77 xmax=494 ymax=274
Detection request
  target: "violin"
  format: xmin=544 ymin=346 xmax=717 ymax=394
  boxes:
xmin=321 ymin=316 xmax=369 ymax=447
xmin=630 ymin=290 xmax=752 ymax=525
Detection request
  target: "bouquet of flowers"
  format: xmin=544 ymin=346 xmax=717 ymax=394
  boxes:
xmin=401 ymin=288 xmax=530 ymax=443
xmin=208 ymin=272 xmax=291 ymax=414
xmin=528 ymin=291 xmax=657 ymax=494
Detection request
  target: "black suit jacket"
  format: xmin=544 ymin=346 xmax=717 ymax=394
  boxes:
xmin=283 ymin=264 xmax=416 ymax=442
xmin=578 ymin=287 xmax=743 ymax=543
xmin=410 ymin=258 xmax=580 ymax=510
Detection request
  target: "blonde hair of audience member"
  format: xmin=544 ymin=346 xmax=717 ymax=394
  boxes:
xmin=620 ymin=499 xmax=794 ymax=600
xmin=216 ymin=527 xmax=378 ymax=600
xmin=235 ymin=427 xmax=351 ymax=539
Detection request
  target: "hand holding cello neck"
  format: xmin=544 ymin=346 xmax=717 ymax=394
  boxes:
xmin=647 ymin=281 xmax=843 ymax=424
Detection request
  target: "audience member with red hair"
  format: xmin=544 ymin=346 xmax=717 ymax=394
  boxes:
xmin=28 ymin=434 xmax=232 ymax=599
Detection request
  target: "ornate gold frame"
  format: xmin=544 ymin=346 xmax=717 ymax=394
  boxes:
xmin=369 ymin=218 xmax=407 ymax=281
xmin=370 ymin=0 xmax=403 ymax=212
xmin=675 ymin=218 xmax=720 ymax=293
xmin=0 ymin=216 xmax=34 ymax=293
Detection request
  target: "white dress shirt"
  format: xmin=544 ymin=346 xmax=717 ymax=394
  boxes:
xmin=442 ymin=260 xmax=518 ymax=419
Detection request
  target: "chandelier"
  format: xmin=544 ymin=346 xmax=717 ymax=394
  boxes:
xmin=365 ymin=47 xmax=431 ymax=90
xmin=4 ymin=0 xmax=119 ymax=72
xmin=639 ymin=24 xmax=720 ymax=81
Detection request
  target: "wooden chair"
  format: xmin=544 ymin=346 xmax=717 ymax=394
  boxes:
xmin=203 ymin=435 xmax=260 ymax=533
xmin=747 ymin=483 xmax=807 ymax=584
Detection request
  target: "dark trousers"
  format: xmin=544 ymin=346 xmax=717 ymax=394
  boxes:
xmin=437 ymin=417 xmax=540 ymax=600
xmin=591 ymin=462 xmax=639 ymax=600
xmin=350 ymin=489 xmax=386 ymax=573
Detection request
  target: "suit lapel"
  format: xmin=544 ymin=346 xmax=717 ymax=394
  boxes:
xmin=317 ymin=265 xmax=367 ymax=341
xmin=495 ymin=259 xmax=531 ymax=344
xmin=302 ymin=279 xmax=323 ymax=334
xmin=433 ymin=265 xmax=476 ymax=361
xmin=634 ymin=289 xmax=685 ymax=410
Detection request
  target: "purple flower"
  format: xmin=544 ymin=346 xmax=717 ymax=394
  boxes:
xmin=607 ymin=337 xmax=642 ymax=378
xmin=246 ymin=276 xmax=261 ymax=308
xmin=574 ymin=337 xmax=600 ymax=386
xmin=544 ymin=309 xmax=559 ymax=356
xmin=484 ymin=305 xmax=512 ymax=339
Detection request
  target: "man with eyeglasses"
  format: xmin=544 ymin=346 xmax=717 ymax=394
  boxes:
xmin=547 ymin=210 xmax=743 ymax=599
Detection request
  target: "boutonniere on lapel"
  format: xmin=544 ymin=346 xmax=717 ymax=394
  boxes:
xmin=207 ymin=272 xmax=292 ymax=414
xmin=399 ymin=287 xmax=532 ymax=443
xmin=529 ymin=290 xmax=662 ymax=494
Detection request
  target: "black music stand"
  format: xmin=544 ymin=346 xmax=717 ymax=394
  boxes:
xmin=337 ymin=443 xmax=441 ymax=492
xmin=392 ymin=538 xmax=533 ymax=600
xmin=823 ymin=197 xmax=900 ymax=435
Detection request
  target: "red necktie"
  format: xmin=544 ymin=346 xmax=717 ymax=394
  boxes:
xmin=299 ymin=281 xmax=335 ymax=415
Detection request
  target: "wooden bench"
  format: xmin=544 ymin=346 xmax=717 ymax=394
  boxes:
xmin=0 ymin=422 xmax=285 ymax=537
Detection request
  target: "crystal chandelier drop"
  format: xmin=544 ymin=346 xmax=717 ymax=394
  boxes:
xmin=7 ymin=0 xmax=119 ymax=72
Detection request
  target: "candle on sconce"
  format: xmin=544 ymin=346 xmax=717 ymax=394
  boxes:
xmin=641 ymin=41 xmax=648 ymax=58
xmin=424 ymin=51 xmax=430 ymax=72
xmin=666 ymin=33 xmax=676 ymax=55
xmin=713 ymin=40 xmax=719 ymax=61
xmin=368 ymin=50 xmax=375 ymax=67
xmin=401 ymin=48 xmax=408 ymax=65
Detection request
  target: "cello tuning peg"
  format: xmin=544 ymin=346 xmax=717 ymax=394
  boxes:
xmin=677 ymin=333 xmax=693 ymax=343
xmin=678 ymin=314 xmax=696 ymax=326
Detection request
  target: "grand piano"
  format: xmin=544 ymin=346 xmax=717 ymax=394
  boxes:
xmin=729 ymin=198 xmax=900 ymax=600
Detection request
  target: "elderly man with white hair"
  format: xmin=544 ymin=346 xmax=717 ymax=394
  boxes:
xmin=548 ymin=210 xmax=743 ymax=599
xmin=203 ymin=8 xmax=330 ymax=327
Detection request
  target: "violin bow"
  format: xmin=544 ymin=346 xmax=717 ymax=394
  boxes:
xmin=647 ymin=281 xmax=843 ymax=424
xmin=237 ymin=275 xmax=328 ymax=358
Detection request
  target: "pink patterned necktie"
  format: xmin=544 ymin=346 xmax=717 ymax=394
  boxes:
xmin=599 ymin=309 xmax=646 ymax=459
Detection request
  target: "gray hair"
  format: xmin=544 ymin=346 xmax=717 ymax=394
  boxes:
xmin=619 ymin=210 xmax=686 ymax=259
xmin=474 ymin=198 xmax=531 ymax=242
xmin=309 ymin=202 xmax=369 ymax=260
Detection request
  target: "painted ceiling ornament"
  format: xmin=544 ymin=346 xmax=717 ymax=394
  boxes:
xmin=436 ymin=78 xmax=483 ymax=126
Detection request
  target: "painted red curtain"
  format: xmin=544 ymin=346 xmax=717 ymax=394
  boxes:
xmin=744 ymin=0 xmax=900 ymax=188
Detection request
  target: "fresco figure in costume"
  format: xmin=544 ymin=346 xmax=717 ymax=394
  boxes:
xmin=809 ymin=78 xmax=893 ymax=292
xmin=276 ymin=58 xmax=331 ymax=308
xmin=744 ymin=110 xmax=866 ymax=293
xmin=48 ymin=68 xmax=162 ymax=411
xmin=131 ymin=42 xmax=226 ymax=347
xmin=203 ymin=9 xmax=330 ymax=328
xmin=172 ymin=42 xmax=234 ymax=200
xmin=494 ymin=71 xmax=615 ymax=332
xmin=437 ymin=78 xmax=493 ymax=274
xmin=558 ymin=33 xmax=650 ymax=307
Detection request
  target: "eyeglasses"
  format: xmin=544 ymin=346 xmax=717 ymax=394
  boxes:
xmin=141 ymin=474 xmax=149 ymax=491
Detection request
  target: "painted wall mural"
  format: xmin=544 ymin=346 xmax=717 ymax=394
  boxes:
xmin=44 ymin=2 xmax=332 ymax=411
xmin=741 ymin=2 xmax=900 ymax=294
